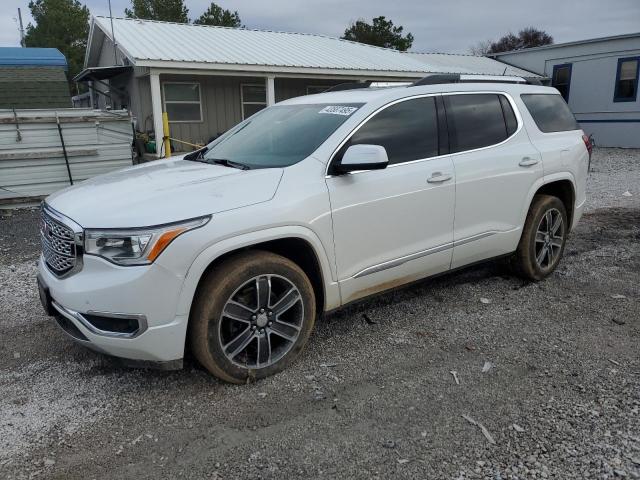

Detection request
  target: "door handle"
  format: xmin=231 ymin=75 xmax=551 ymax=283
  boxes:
xmin=519 ymin=157 xmax=539 ymax=167
xmin=427 ymin=172 xmax=452 ymax=183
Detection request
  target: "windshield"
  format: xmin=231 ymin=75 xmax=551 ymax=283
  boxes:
xmin=199 ymin=103 xmax=362 ymax=169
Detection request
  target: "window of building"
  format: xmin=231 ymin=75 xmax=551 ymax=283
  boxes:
xmin=614 ymin=57 xmax=639 ymax=102
xmin=307 ymin=86 xmax=331 ymax=95
xmin=162 ymin=82 xmax=202 ymax=122
xmin=551 ymin=64 xmax=572 ymax=102
xmin=342 ymin=96 xmax=439 ymax=166
xmin=520 ymin=94 xmax=579 ymax=133
xmin=443 ymin=94 xmax=512 ymax=153
xmin=241 ymin=84 xmax=267 ymax=119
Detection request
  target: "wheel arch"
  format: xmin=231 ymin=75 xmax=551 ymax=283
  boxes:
xmin=176 ymin=227 xmax=339 ymax=324
xmin=521 ymin=173 xmax=576 ymax=232
xmin=534 ymin=176 xmax=576 ymax=229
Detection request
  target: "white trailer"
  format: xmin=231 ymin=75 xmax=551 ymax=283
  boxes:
xmin=0 ymin=108 xmax=133 ymax=205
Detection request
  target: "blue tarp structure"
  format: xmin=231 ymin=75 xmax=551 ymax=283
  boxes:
xmin=0 ymin=48 xmax=67 ymax=70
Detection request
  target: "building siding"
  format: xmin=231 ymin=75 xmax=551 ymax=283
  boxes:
xmin=151 ymin=75 xmax=345 ymax=151
xmin=493 ymin=36 xmax=640 ymax=147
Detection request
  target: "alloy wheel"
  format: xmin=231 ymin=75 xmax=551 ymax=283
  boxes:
xmin=534 ymin=208 xmax=564 ymax=269
xmin=217 ymin=274 xmax=304 ymax=369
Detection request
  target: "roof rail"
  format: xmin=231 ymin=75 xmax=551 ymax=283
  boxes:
xmin=325 ymin=81 xmax=372 ymax=92
xmin=412 ymin=74 xmax=461 ymax=86
xmin=412 ymin=73 xmax=541 ymax=87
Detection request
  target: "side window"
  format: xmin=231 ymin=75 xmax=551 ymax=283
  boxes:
xmin=520 ymin=94 xmax=579 ymax=133
xmin=163 ymin=82 xmax=202 ymax=122
xmin=343 ymin=97 xmax=439 ymax=166
xmin=552 ymin=64 xmax=572 ymax=102
xmin=444 ymin=94 xmax=510 ymax=153
xmin=614 ymin=57 xmax=639 ymax=102
xmin=499 ymin=95 xmax=518 ymax=136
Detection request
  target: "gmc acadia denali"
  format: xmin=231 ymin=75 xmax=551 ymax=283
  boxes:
xmin=37 ymin=77 xmax=590 ymax=383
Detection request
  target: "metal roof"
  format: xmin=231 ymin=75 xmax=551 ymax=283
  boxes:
xmin=90 ymin=17 xmax=537 ymax=78
xmin=490 ymin=31 xmax=640 ymax=56
xmin=0 ymin=48 xmax=67 ymax=68
xmin=404 ymin=52 xmax=540 ymax=77
xmin=93 ymin=17 xmax=429 ymax=75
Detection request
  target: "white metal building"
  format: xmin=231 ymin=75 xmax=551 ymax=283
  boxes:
xmin=491 ymin=32 xmax=640 ymax=148
xmin=79 ymin=16 xmax=539 ymax=154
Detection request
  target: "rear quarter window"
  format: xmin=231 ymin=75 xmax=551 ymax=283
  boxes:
xmin=520 ymin=94 xmax=579 ymax=133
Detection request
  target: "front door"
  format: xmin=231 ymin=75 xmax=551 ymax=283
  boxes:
xmin=326 ymin=96 xmax=456 ymax=304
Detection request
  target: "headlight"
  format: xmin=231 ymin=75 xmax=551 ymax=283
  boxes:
xmin=84 ymin=216 xmax=210 ymax=266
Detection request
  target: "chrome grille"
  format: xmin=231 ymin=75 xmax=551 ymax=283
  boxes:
xmin=41 ymin=208 xmax=78 ymax=277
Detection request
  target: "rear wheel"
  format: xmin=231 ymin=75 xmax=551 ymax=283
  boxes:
xmin=189 ymin=251 xmax=316 ymax=384
xmin=512 ymin=194 xmax=568 ymax=281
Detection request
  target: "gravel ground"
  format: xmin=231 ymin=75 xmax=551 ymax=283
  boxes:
xmin=0 ymin=147 xmax=638 ymax=480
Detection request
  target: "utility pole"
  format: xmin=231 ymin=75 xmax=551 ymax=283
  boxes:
xmin=108 ymin=0 xmax=118 ymax=65
xmin=17 ymin=8 xmax=25 ymax=47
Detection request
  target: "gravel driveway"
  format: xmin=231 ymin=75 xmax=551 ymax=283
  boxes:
xmin=1 ymin=147 xmax=638 ymax=480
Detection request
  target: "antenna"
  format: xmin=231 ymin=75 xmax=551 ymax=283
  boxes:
xmin=108 ymin=0 xmax=118 ymax=65
xmin=502 ymin=66 xmax=508 ymax=76
xmin=17 ymin=8 xmax=25 ymax=47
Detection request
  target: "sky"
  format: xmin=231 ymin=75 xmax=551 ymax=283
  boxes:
xmin=1 ymin=0 xmax=639 ymax=53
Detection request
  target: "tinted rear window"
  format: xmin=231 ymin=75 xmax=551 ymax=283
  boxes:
xmin=520 ymin=94 xmax=579 ymax=133
xmin=443 ymin=94 xmax=511 ymax=153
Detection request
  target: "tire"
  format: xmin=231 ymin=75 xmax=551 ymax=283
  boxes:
xmin=512 ymin=194 xmax=568 ymax=281
xmin=189 ymin=251 xmax=316 ymax=384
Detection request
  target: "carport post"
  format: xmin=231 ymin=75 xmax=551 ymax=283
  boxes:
xmin=150 ymin=71 xmax=164 ymax=159
xmin=266 ymin=75 xmax=275 ymax=106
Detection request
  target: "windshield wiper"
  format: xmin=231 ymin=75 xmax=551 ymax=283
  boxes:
xmin=184 ymin=147 xmax=208 ymax=163
xmin=209 ymin=158 xmax=250 ymax=170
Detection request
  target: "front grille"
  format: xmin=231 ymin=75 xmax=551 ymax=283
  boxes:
xmin=41 ymin=208 xmax=78 ymax=277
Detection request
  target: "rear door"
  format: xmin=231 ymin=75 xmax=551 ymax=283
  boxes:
xmin=326 ymin=95 xmax=455 ymax=304
xmin=519 ymin=93 xmax=589 ymax=224
xmin=444 ymin=92 xmax=543 ymax=268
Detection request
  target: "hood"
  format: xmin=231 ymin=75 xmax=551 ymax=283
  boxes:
xmin=46 ymin=156 xmax=283 ymax=228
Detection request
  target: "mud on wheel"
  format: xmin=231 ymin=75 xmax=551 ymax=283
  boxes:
xmin=512 ymin=194 xmax=568 ymax=281
xmin=188 ymin=251 xmax=316 ymax=384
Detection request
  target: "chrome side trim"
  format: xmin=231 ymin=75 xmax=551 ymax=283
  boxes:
xmin=352 ymin=231 xmax=499 ymax=279
xmin=353 ymin=242 xmax=452 ymax=279
xmin=453 ymin=231 xmax=498 ymax=247
xmin=51 ymin=300 xmax=148 ymax=339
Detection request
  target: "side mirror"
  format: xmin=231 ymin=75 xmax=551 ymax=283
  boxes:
xmin=335 ymin=144 xmax=389 ymax=174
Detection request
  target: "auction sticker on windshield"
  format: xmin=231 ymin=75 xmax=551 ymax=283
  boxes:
xmin=318 ymin=106 xmax=358 ymax=116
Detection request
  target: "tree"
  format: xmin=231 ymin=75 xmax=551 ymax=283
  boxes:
xmin=194 ymin=2 xmax=242 ymax=27
xmin=125 ymin=0 xmax=189 ymax=23
xmin=470 ymin=27 xmax=553 ymax=55
xmin=24 ymin=0 xmax=90 ymax=91
xmin=342 ymin=16 xmax=413 ymax=51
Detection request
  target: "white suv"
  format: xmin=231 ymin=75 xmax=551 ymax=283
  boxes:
xmin=37 ymin=77 xmax=591 ymax=383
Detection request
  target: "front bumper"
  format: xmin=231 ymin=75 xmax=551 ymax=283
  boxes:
xmin=38 ymin=254 xmax=189 ymax=364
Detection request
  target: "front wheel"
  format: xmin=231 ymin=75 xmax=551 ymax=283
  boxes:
xmin=512 ymin=194 xmax=568 ymax=281
xmin=189 ymin=251 xmax=316 ymax=384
